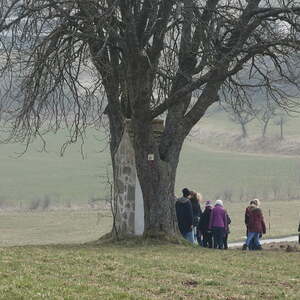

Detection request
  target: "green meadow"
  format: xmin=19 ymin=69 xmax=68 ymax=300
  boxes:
xmin=0 ymin=242 xmax=299 ymax=299
xmin=0 ymin=128 xmax=110 ymax=207
xmin=0 ymin=199 xmax=299 ymax=247
xmin=0 ymin=115 xmax=299 ymax=300
xmin=178 ymin=141 xmax=300 ymax=201
xmin=0 ymin=126 xmax=300 ymax=247
xmin=0 ymin=121 xmax=299 ymax=246
xmin=1 ymin=127 xmax=300 ymax=207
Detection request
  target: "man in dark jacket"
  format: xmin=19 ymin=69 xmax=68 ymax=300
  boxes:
xmin=175 ymin=188 xmax=194 ymax=243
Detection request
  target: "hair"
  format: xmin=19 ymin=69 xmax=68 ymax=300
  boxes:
xmin=182 ymin=188 xmax=190 ymax=197
xmin=189 ymin=191 xmax=197 ymax=203
xmin=196 ymin=192 xmax=203 ymax=202
xmin=215 ymin=199 xmax=223 ymax=206
xmin=253 ymin=198 xmax=260 ymax=207
xmin=205 ymin=200 xmax=213 ymax=207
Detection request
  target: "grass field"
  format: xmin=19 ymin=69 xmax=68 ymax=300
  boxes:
xmin=1 ymin=128 xmax=300 ymax=207
xmin=0 ymin=128 xmax=110 ymax=207
xmin=0 ymin=199 xmax=299 ymax=247
xmin=177 ymin=141 xmax=300 ymax=202
xmin=0 ymin=119 xmax=300 ymax=247
xmin=0 ymin=242 xmax=299 ymax=299
xmin=0 ymin=210 xmax=112 ymax=247
xmin=0 ymin=116 xmax=300 ymax=300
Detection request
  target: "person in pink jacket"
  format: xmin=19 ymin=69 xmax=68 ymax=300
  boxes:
xmin=209 ymin=200 xmax=227 ymax=249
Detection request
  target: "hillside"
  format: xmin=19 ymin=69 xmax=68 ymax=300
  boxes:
xmin=194 ymin=108 xmax=300 ymax=156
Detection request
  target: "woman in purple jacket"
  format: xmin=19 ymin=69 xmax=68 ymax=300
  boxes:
xmin=209 ymin=200 xmax=227 ymax=249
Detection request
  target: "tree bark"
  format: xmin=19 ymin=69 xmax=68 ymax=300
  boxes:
xmin=130 ymin=116 xmax=181 ymax=237
xmin=138 ymin=154 xmax=178 ymax=237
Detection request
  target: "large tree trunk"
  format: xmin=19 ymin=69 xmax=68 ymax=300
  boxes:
xmin=131 ymin=117 xmax=181 ymax=237
xmin=138 ymin=155 xmax=178 ymax=237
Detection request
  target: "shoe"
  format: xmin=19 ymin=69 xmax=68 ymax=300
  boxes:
xmin=256 ymin=245 xmax=263 ymax=250
xmin=242 ymin=244 xmax=247 ymax=250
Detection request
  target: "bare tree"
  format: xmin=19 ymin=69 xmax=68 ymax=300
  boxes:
xmin=1 ymin=0 xmax=300 ymax=239
xmin=225 ymin=104 xmax=256 ymax=138
xmin=259 ymin=104 xmax=277 ymax=139
xmin=256 ymin=99 xmax=278 ymax=139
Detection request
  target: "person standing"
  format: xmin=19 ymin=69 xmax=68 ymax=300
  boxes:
xmin=209 ymin=200 xmax=227 ymax=249
xmin=198 ymin=200 xmax=213 ymax=248
xmin=190 ymin=191 xmax=202 ymax=245
xmin=223 ymin=211 xmax=231 ymax=250
xmin=245 ymin=200 xmax=257 ymax=250
xmin=243 ymin=199 xmax=266 ymax=250
xmin=175 ymin=188 xmax=194 ymax=243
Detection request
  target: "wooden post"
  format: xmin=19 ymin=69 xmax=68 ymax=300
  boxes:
xmin=268 ymin=209 xmax=271 ymax=233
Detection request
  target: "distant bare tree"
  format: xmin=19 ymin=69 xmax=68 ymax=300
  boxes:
xmin=258 ymin=102 xmax=277 ymax=139
xmin=1 ymin=1 xmax=300 ymax=239
xmin=225 ymin=104 xmax=256 ymax=138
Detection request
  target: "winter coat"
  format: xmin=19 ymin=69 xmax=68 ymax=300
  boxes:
xmin=209 ymin=205 xmax=227 ymax=229
xmin=175 ymin=197 xmax=193 ymax=235
xmin=247 ymin=206 xmax=266 ymax=234
xmin=198 ymin=206 xmax=212 ymax=232
xmin=190 ymin=197 xmax=202 ymax=226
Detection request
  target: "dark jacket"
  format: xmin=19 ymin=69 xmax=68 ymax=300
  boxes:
xmin=198 ymin=206 xmax=212 ymax=232
xmin=247 ymin=207 xmax=266 ymax=234
xmin=190 ymin=196 xmax=202 ymax=226
xmin=175 ymin=197 xmax=193 ymax=235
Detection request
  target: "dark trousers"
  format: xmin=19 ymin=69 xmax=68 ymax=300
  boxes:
xmin=212 ymin=227 xmax=225 ymax=249
xmin=223 ymin=233 xmax=228 ymax=249
xmin=202 ymin=231 xmax=213 ymax=248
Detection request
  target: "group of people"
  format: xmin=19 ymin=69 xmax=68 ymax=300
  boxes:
xmin=175 ymin=188 xmax=231 ymax=249
xmin=175 ymin=188 xmax=266 ymax=250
